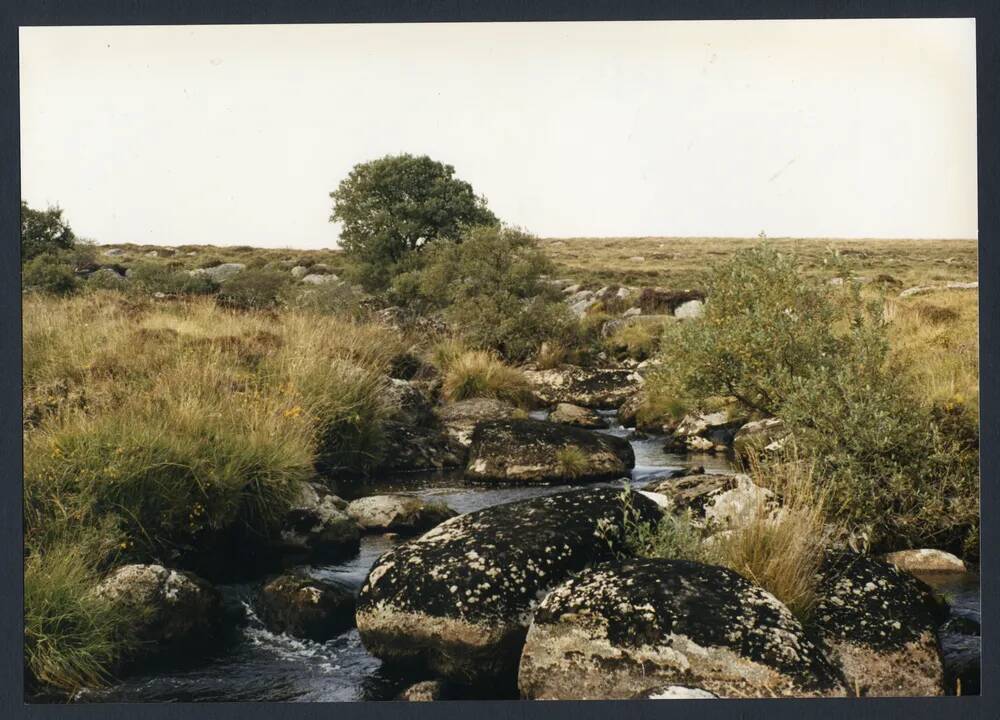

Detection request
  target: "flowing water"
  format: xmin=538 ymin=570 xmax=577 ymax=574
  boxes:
xmin=73 ymin=413 xmax=980 ymax=702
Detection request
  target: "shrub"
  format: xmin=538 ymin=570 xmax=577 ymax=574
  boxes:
xmin=400 ymin=225 xmax=581 ymax=361
xmin=330 ymin=154 xmax=498 ymax=290
xmin=653 ymin=243 xmax=979 ymax=555
xmin=216 ymin=269 xmax=288 ymax=310
xmin=441 ymin=350 xmax=531 ymax=405
xmin=22 ymin=254 xmax=79 ymax=295
xmin=21 ymin=201 xmax=76 ymax=263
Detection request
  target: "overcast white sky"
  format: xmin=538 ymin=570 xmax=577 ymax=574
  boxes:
xmin=20 ymin=19 xmax=978 ymax=248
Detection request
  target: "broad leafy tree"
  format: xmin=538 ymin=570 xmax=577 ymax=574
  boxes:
xmin=21 ymin=201 xmax=76 ymax=263
xmin=329 ymin=154 xmax=498 ymax=290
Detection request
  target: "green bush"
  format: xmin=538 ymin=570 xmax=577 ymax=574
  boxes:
xmin=21 ymin=201 xmax=76 ymax=263
xmin=330 ymin=154 xmax=498 ymax=290
xmin=22 ymin=254 xmax=79 ymax=295
xmin=216 ymin=269 xmax=288 ymax=310
xmin=653 ymin=243 xmax=979 ymax=554
xmin=397 ymin=225 xmax=580 ymax=361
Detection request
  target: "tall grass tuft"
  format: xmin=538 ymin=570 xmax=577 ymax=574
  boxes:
xmin=441 ymin=350 xmax=531 ymax=406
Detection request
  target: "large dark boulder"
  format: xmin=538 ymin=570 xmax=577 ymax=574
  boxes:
xmin=277 ymin=482 xmax=361 ymax=563
xmin=809 ymin=552 xmax=946 ymax=696
xmin=518 ymin=559 xmax=847 ymax=699
xmin=522 ymin=366 xmax=642 ymax=409
xmin=377 ymin=423 xmax=467 ymax=473
xmin=465 ymin=418 xmax=634 ymax=485
xmin=356 ymin=487 xmax=662 ymax=685
xmin=436 ymin=398 xmax=520 ymax=447
xmin=256 ymin=572 xmax=355 ymax=641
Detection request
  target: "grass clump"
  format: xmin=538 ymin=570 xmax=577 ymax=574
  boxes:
xmin=440 ymin=349 xmax=531 ymax=406
xmin=554 ymin=446 xmax=589 ymax=480
xmin=24 ymin=532 xmax=139 ymax=694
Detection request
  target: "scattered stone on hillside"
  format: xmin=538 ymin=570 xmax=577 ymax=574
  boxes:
xmin=518 ymin=559 xmax=847 ymax=700
xmin=301 ymin=273 xmax=338 ymax=285
xmin=87 ymin=267 xmax=128 ymax=286
xmin=95 ymin=564 xmax=222 ymax=653
xmin=523 ymin=365 xmax=642 ymax=409
xmin=623 ymin=306 xmax=642 ymax=318
xmin=255 ymin=572 xmax=355 ymax=641
xmin=436 ymin=398 xmax=519 ymax=447
xmin=347 ymin=494 xmax=457 ymax=535
xmin=375 ymin=306 xmax=450 ymax=335
xmin=188 ymin=262 xmax=245 ymax=282
xmin=277 ymin=483 xmax=360 ymax=562
xmin=600 ymin=314 xmax=672 ymax=339
xmin=561 ymin=283 xmax=582 ymax=295
xmin=900 ymin=281 xmax=978 ymax=298
xmin=102 ymin=247 xmax=125 ymax=256
xmin=810 ymin=551 xmax=946 ymax=697
xmin=628 ymin=256 xmax=646 ymax=262
xmin=732 ymin=417 xmax=789 ymax=457
xmin=548 ymin=402 xmax=607 ymax=429
xmin=356 ymin=487 xmax=662 ymax=684
xmin=673 ymin=299 xmax=704 ymax=319
xmin=637 ymin=287 xmax=705 ymax=315
xmin=465 ymin=418 xmax=634 ymax=484
xmin=290 ymin=265 xmax=309 ymax=278
xmin=882 ymin=549 xmax=967 ymax=574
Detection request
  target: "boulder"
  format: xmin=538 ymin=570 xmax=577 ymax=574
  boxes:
xmin=277 ymin=483 xmax=360 ymax=562
xmin=673 ymin=299 xmax=704 ymax=319
xmin=465 ymin=418 xmax=634 ymax=485
xmin=398 ymin=680 xmax=450 ymax=701
xmin=667 ymin=411 xmax=745 ymax=453
xmin=189 ymin=262 xmax=245 ymax=282
xmin=701 ymin=474 xmax=778 ymax=531
xmin=102 ymin=247 xmax=125 ymax=256
xmin=523 ymin=365 xmax=642 ymax=409
xmin=436 ymin=398 xmax=519 ymax=447
xmin=384 ymin=378 xmax=436 ymax=427
xmin=255 ymin=572 xmax=355 ymax=641
xmin=637 ymin=288 xmax=705 ymax=314
xmin=356 ymin=487 xmax=662 ymax=684
xmin=645 ymin=473 xmax=738 ymax=516
xmin=810 ymin=552 xmax=946 ymax=696
xmin=548 ymin=402 xmax=607 ymax=429
xmin=882 ymin=549 xmax=966 ymax=574
xmin=95 ymin=564 xmax=222 ymax=653
xmin=518 ymin=559 xmax=847 ymax=699
xmin=301 ymin=273 xmax=338 ymax=285
xmin=346 ymin=494 xmax=457 ymax=535
xmin=377 ymin=423 xmax=467 ymax=473
xmin=290 ymin=265 xmax=309 ymax=278
xmin=732 ymin=418 xmax=789 ymax=457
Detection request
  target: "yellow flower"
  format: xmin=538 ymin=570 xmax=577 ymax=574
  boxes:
xmin=283 ymin=405 xmax=303 ymax=418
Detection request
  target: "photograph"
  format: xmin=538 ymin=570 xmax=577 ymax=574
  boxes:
xmin=18 ymin=17 xmax=981 ymax=704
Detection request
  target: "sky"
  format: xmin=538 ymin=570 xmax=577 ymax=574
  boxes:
xmin=19 ymin=19 xmax=978 ymax=249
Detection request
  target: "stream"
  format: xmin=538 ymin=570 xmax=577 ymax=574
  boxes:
xmin=73 ymin=414 xmax=980 ymax=702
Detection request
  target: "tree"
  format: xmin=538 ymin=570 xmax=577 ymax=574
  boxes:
xmin=329 ymin=154 xmax=498 ymax=290
xmin=21 ymin=201 xmax=76 ymax=263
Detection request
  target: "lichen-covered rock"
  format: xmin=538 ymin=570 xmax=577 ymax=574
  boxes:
xmin=701 ymin=475 xmax=778 ymax=531
xmin=95 ymin=564 xmax=222 ymax=652
xmin=384 ymin=378 xmax=437 ymax=427
xmin=673 ymin=299 xmax=704 ymax=319
xmin=667 ymin=411 xmax=745 ymax=453
xmin=255 ymin=572 xmax=355 ymax=641
xmin=278 ymin=484 xmax=360 ymax=562
xmin=188 ymin=262 xmax=245 ymax=282
xmin=436 ymin=398 xmax=519 ymax=447
xmin=356 ymin=487 xmax=662 ymax=684
xmin=645 ymin=473 xmax=738 ymax=516
xmin=518 ymin=559 xmax=846 ymax=699
xmin=882 ymin=549 xmax=966 ymax=574
xmin=634 ymin=685 xmax=718 ymax=699
xmin=810 ymin=552 xmax=946 ymax=697
xmin=465 ymin=418 xmax=634 ymax=485
xmin=548 ymin=402 xmax=607 ymax=429
xmin=732 ymin=418 xmax=790 ymax=457
xmin=346 ymin=494 xmax=457 ymax=535
xmin=636 ymin=287 xmax=705 ymax=314
xmin=377 ymin=423 xmax=467 ymax=473
xmin=522 ymin=366 xmax=642 ymax=409
xmin=397 ymin=679 xmax=450 ymax=701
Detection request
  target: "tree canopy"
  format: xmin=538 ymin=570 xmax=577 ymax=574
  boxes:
xmin=329 ymin=154 xmax=498 ymax=290
xmin=21 ymin=201 xmax=76 ymax=263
